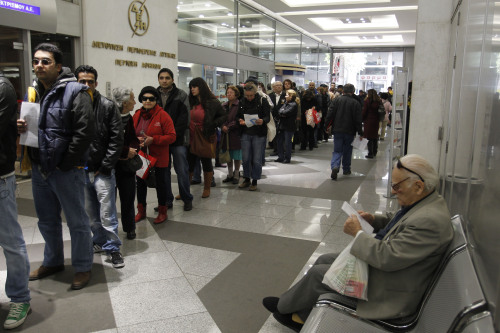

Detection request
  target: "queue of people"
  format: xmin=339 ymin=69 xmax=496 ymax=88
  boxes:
xmin=6 ymin=42 xmax=400 ymax=330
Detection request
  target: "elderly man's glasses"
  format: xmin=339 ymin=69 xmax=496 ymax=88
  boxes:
xmin=397 ymin=159 xmax=424 ymax=182
xmin=142 ymin=96 xmax=156 ymax=102
xmin=391 ymin=177 xmax=410 ymax=191
xmin=32 ymin=58 xmax=53 ymax=66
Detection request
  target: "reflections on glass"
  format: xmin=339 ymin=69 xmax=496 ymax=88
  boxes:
xmin=275 ymin=21 xmax=301 ymax=64
xmin=177 ymin=0 xmax=237 ymax=51
xmin=237 ymin=2 xmax=275 ymax=59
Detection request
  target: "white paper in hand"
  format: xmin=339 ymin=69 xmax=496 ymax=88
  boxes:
xmin=19 ymin=102 xmax=40 ymax=148
xmin=244 ymin=114 xmax=258 ymax=128
xmin=342 ymin=202 xmax=374 ymax=234
xmin=351 ymin=135 xmax=368 ymax=151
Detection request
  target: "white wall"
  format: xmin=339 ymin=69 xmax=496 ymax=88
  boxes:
xmin=81 ymin=0 xmax=178 ymax=99
xmin=407 ymin=0 xmax=453 ymax=168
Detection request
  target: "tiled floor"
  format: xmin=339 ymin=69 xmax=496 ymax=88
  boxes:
xmin=5 ymin=139 xmax=397 ymax=333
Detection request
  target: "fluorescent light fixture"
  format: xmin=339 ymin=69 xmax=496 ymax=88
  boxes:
xmin=336 ymin=34 xmax=404 ymax=43
xmin=178 ymin=62 xmax=194 ymax=68
xmin=310 ymin=14 xmax=399 ymax=31
xmin=280 ymin=0 xmax=389 ymax=7
xmin=279 ymin=6 xmax=418 ymax=16
xmin=315 ymin=30 xmax=416 ymax=36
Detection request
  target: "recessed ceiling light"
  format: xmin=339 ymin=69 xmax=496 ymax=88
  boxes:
xmin=227 ymin=12 xmax=233 ymax=16
xmin=199 ymin=14 xmax=204 ymax=18
xmin=281 ymin=0 xmax=390 ymax=7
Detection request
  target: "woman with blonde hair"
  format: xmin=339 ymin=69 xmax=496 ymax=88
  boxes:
xmin=275 ymin=89 xmax=300 ymax=163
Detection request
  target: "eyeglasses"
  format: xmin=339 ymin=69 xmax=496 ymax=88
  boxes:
xmin=397 ymin=159 xmax=425 ymax=182
xmin=78 ymin=79 xmax=95 ymax=85
xmin=32 ymin=58 xmax=53 ymax=66
xmin=391 ymin=177 xmax=410 ymax=191
xmin=142 ymin=96 xmax=156 ymax=102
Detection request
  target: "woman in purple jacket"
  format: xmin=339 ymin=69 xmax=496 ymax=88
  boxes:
xmin=221 ymin=86 xmax=242 ymax=184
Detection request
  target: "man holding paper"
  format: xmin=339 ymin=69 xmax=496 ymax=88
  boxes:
xmin=263 ymin=154 xmax=453 ymax=331
xmin=17 ymin=43 xmax=95 ymax=290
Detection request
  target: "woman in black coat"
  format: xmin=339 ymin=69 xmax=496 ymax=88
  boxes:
xmin=300 ymin=89 xmax=319 ymax=150
xmin=275 ymin=89 xmax=300 ymax=163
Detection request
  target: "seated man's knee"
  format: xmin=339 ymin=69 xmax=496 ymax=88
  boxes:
xmin=314 ymin=253 xmax=337 ymax=266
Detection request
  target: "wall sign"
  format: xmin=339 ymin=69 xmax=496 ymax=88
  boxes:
xmin=0 ymin=0 xmax=40 ymax=15
xmin=128 ymin=0 xmax=149 ymax=37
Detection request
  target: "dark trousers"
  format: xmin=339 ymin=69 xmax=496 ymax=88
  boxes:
xmin=300 ymin=122 xmax=315 ymax=149
xmin=136 ymin=166 xmax=168 ymax=206
xmin=115 ymin=169 xmax=136 ymax=233
xmin=187 ymin=151 xmax=213 ymax=172
xmin=368 ymin=139 xmax=378 ymax=157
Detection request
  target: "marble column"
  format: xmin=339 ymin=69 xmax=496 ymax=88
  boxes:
xmin=407 ymin=0 xmax=453 ymax=168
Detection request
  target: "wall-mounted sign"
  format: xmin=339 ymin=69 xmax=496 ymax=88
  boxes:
xmin=128 ymin=0 xmax=149 ymax=37
xmin=0 ymin=0 xmax=40 ymax=15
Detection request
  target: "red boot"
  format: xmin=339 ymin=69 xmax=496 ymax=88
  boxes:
xmin=154 ymin=205 xmax=167 ymax=224
xmin=135 ymin=203 xmax=146 ymax=223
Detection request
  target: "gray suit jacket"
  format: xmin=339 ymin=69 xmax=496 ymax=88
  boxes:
xmin=351 ymin=191 xmax=453 ymax=319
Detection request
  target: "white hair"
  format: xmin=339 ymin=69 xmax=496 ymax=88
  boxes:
xmin=112 ymin=86 xmax=133 ymax=110
xmin=396 ymin=154 xmax=439 ymax=192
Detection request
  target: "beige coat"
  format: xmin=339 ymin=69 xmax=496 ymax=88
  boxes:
xmin=351 ymin=191 xmax=453 ymax=319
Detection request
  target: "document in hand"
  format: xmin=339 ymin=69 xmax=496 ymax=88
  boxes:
xmin=19 ymin=102 xmax=40 ymax=148
xmin=351 ymin=134 xmax=368 ymax=151
xmin=244 ymin=114 xmax=258 ymax=127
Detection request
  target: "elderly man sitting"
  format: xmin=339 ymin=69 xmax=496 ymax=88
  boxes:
xmin=263 ymin=154 xmax=454 ymax=332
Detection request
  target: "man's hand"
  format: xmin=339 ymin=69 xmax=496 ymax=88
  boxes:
xmin=239 ymin=119 xmax=245 ymax=126
xmin=127 ymin=148 xmax=137 ymax=159
xmin=358 ymin=211 xmax=375 ymax=225
xmin=344 ymin=214 xmax=362 ymax=237
xmin=222 ymin=125 xmax=229 ymax=133
xmin=17 ymin=119 xmax=27 ymax=134
xmin=141 ymin=135 xmax=153 ymax=147
xmin=254 ymin=119 xmax=263 ymax=125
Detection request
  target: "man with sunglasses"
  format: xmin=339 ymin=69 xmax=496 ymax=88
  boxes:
xmin=17 ymin=43 xmax=95 ymax=290
xmin=75 ymin=65 xmax=125 ymax=269
xmin=263 ymin=154 xmax=453 ymax=331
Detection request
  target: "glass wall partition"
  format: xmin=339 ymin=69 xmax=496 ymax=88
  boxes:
xmin=332 ymin=51 xmax=403 ymax=92
xmin=237 ymin=2 xmax=274 ymax=60
xmin=302 ymin=36 xmax=319 ymax=85
xmin=275 ymin=22 xmax=301 ymax=65
xmin=318 ymin=44 xmax=331 ymax=84
xmin=177 ymin=0 xmax=237 ymax=52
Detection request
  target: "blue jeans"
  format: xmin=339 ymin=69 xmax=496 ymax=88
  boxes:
xmin=0 ymin=174 xmax=30 ymax=303
xmin=31 ymin=165 xmax=93 ymax=272
xmin=241 ymin=133 xmax=266 ymax=180
xmin=166 ymin=145 xmax=193 ymax=204
xmin=331 ymin=133 xmax=354 ymax=172
xmin=84 ymin=170 xmax=122 ymax=253
xmin=277 ymin=130 xmax=294 ymax=161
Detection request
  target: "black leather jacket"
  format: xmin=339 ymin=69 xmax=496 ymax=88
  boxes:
xmin=157 ymin=84 xmax=189 ymax=146
xmin=0 ymin=75 xmax=18 ymax=176
xmin=86 ymin=90 xmax=123 ymax=175
xmin=325 ymin=94 xmax=363 ymax=136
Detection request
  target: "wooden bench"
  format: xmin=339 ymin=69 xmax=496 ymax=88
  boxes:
xmin=300 ymin=215 xmax=495 ymax=332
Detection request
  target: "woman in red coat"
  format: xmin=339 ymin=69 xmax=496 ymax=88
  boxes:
xmin=362 ymin=89 xmax=382 ymax=159
xmin=133 ymin=86 xmax=176 ymax=224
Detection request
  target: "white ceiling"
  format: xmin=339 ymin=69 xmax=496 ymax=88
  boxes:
xmin=247 ymin=0 xmax=419 ymax=48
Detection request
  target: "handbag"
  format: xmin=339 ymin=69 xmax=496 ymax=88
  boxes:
xmin=117 ymin=154 xmax=143 ymax=174
xmin=190 ymin=125 xmax=216 ymax=158
xmin=378 ymin=103 xmax=386 ymax=122
xmin=136 ymin=149 xmax=157 ymax=179
xmin=146 ymin=167 xmax=156 ymax=188
xmin=219 ymin=133 xmax=231 ymax=164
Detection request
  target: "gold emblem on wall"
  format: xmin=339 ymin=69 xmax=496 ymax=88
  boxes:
xmin=128 ymin=0 xmax=149 ymax=37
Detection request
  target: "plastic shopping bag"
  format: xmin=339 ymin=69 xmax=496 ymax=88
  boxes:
xmin=322 ymin=240 xmax=369 ymax=300
xmin=306 ymin=107 xmax=316 ymax=127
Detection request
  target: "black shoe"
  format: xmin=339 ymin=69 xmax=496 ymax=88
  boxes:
xmin=222 ymin=176 xmax=234 ymax=183
xmin=283 ymin=160 xmax=290 ymax=164
xmin=184 ymin=201 xmax=193 ymax=211
xmin=110 ymin=252 xmax=125 ymax=269
xmin=274 ymin=158 xmax=284 ymax=163
xmin=309 ymin=147 xmax=314 ymax=150
xmin=343 ymin=170 xmax=352 ymax=175
xmin=365 ymin=155 xmax=374 ymax=159
xmin=126 ymin=231 xmax=136 ymax=240
xmin=331 ymin=167 xmax=339 ymax=180
xmin=211 ymin=179 xmax=216 ymax=187
xmin=263 ymin=297 xmax=280 ymax=313
xmin=273 ymin=312 xmax=303 ymax=332
xmin=190 ymin=179 xmax=201 ymax=185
